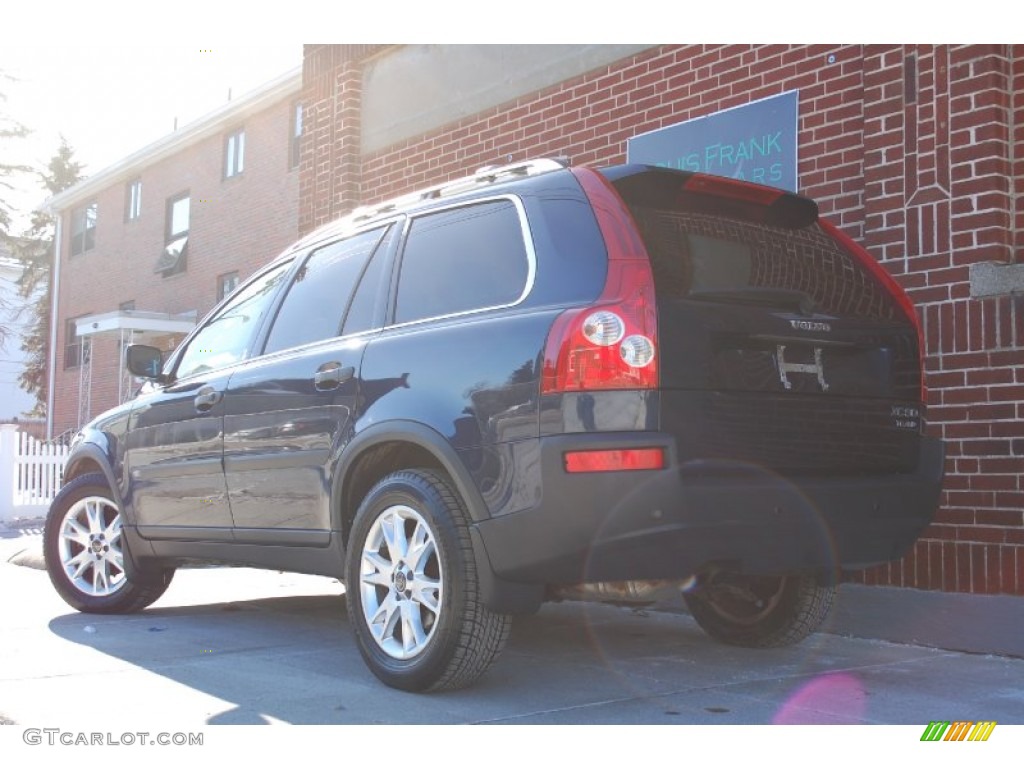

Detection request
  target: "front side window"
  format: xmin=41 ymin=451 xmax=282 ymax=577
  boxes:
xmin=394 ymin=200 xmax=529 ymax=325
xmin=263 ymin=227 xmax=387 ymax=355
xmin=174 ymin=261 xmax=291 ymax=380
xmin=225 ymin=128 xmax=245 ymax=178
xmin=70 ymin=203 xmax=97 ymax=256
xmin=125 ymin=179 xmax=142 ymax=221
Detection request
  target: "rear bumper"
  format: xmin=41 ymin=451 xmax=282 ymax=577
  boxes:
xmin=473 ymin=432 xmax=944 ymax=585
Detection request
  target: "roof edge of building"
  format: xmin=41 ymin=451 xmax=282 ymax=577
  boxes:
xmin=44 ymin=66 xmax=303 ymax=214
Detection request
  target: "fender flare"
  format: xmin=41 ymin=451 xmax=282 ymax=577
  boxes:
xmin=63 ymin=444 xmax=126 ymax=518
xmin=333 ymin=420 xmax=543 ymax=614
xmin=61 ymin=442 xmax=161 ymax=575
xmin=333 ymin=419 xmax=491 ymax=531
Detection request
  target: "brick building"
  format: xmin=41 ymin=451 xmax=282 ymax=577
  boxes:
xmin=44 ymin=44 xmax=1023 ymax=596
xmin=296 ymin=44 xmax=1023 ymax=596
xmin=46 ymin=68 xmax=302 ymax=439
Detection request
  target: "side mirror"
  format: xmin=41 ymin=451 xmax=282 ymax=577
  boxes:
xmin=126 ymin=344 xmax=166 ymax=381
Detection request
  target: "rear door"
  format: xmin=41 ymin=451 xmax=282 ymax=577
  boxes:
xmin=605 ymin=167 xmax=923 ymax=475
xmin=220 ymin=224 xmax=396 ymax=543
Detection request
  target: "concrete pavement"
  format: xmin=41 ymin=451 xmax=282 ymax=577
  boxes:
xmin=2 ymin=521 xmax=1022 ymax=728
xmin=5 ymin=521 xmax=1021 ymax=661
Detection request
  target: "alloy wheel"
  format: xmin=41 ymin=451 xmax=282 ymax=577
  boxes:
xmin=56 ymin=495 xmax=126 ymax=597
xmin=358 ymin=504 xmax=443 ymax=659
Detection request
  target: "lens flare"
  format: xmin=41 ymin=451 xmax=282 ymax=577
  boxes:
xmin=772 ymin=673 xmax=867 ymax=724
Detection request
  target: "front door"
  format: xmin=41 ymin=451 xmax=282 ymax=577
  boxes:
xmin=125 ymin=259 xmax=294 ymax=540
xmin=126 ymin=372 xmax=235 ymax=540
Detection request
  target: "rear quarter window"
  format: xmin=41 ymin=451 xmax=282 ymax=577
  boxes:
xmin=394 ymin=199 xmax=530 ymax=325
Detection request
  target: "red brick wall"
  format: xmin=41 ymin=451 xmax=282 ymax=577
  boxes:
xmin=353 ymin=46 xmax=871 ymax=219
xmin=852 ymin=45 xmax=1023 ymax=594
xmin=53 ymin=96 xmax=300 ymax=436
xmin=1016 ymin=51 xmax=1024 ymax=258
xmin=297 ymin=43 xmax=1022 ymax=595
xmin=299 ymin=45 xmax=389 ymax=232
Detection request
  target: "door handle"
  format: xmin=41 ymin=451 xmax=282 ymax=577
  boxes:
xmin=194 ymin=387 xmax=222 ymax=412
xmin=314 ymin=362 xmax=354 ymax=391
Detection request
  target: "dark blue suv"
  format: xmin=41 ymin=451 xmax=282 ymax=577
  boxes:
xmin=44 ymin=159 xmax=944 ymax=691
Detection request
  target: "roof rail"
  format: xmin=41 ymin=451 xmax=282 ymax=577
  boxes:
xmin=351 ymin=157 xmax=569 ymax=223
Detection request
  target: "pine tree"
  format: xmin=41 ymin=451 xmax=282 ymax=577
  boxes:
xmin=13 ymin=137 xmax=84 ymax=417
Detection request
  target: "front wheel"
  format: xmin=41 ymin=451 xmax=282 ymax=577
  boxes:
xmin=683 ymin=572 xmax=835 ymax=648
xmin=345 ymin=469 xmax=511 ymax=692
xmin=44 ymin=472 xmax=174 ymax=614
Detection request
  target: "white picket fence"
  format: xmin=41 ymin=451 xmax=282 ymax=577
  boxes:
xmin=0 ymin=424 xmax=69 ymax=522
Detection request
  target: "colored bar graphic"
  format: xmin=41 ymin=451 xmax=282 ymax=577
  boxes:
xmin=945 ymin=721 xmax=972 ymax=741
xmin=968 ymin=722 xmax=997 ymax=742
xmin=920 ymin=720 xmax=996 ymax=742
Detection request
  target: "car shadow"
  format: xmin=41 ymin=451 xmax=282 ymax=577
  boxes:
xmin=41 ymin=569 xmax=887 ymax=726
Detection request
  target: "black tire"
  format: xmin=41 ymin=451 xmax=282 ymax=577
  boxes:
xmin=44 ymin=472 xmax=174 ymax=614
xmin=683 ymin=572 xmax=835 ymax=648
xmin=345 ymin=468 xmax=512 ymax=692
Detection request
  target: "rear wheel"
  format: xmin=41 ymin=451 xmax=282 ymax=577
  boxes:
xmin=44 ymin=472 xmax=174 ymax=614
xmin=345 ymin=468 xmax=511 ymax=692
xmin=683 ymin=572 xmax=834 ymax=648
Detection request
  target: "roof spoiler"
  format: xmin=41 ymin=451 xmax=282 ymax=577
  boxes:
xmin=601 ymin=164 xmax=819 ymax=229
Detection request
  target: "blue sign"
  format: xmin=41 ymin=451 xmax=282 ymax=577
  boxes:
xmin=627 ymin=91 xmax=799 ymax=192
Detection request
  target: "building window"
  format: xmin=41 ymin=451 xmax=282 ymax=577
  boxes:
xmin=290 ymin=102 xmax=303 ymax=170
xmin=166 ymin=192 xmax=190 ymax=239
xmin=64 ymin=317 xmax=87 ymax=369
xmin=218 ymin=271 xmax=239 ymax=301
xmin=225 ymin=128 xmax=245 ymax=178
xmin=70 ymin=203 xmax=97 ymax=256
xmin=125 ymin=179 xmax=142 ymax=221
xmin=155 ymin=192 xmax=190 ymax=277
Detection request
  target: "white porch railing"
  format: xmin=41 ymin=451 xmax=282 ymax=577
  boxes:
xmin=0 ymin=424 xmax=69 ymax=522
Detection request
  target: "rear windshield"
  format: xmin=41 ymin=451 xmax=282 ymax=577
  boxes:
xmin=630 ymin=206 xmax=896 ymax=321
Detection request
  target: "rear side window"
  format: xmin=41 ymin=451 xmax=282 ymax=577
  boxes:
xmin=263 ymin=227 xmax=387 ymax=354
xmin=631 ymin=207 xmax=896 ymax=320
xmin=394 ymin=200 xmax=529 ymax=325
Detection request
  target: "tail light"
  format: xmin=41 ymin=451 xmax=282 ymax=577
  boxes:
xmin=820 ymin=219 xmax=927 ymax=404
xmin=541 ymin=169 xmax=658 ymax=394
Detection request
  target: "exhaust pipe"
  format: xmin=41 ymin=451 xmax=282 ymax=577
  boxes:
xmin=548 ymin=580 xmax=683 ymax=606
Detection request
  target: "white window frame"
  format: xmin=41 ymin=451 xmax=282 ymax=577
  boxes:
xmin=225 ymin=128 xmax=245 ymax=178
xmin=126 ymin=179 xmax=142 ymax=221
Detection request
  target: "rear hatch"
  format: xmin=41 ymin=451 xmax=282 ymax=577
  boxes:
xmin=603 ymin=166 xmax=923 ymax=475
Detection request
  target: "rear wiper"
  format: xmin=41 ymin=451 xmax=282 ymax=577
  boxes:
xmin=687 ymin=287 xmax=817 ymax=314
